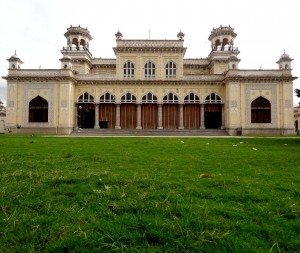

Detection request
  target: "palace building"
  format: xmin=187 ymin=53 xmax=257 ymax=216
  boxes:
xmin=2 ymin=25 xmax=297 ymax=135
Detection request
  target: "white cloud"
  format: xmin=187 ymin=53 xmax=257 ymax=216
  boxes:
xmin=0 ymin=0 xmax=299 ymax=105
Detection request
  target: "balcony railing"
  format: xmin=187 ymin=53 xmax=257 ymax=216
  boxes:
xmin=62 ymin=46 xmax=92 ymax=55
xmin=212 ymin=46 xmax=239 ymax=52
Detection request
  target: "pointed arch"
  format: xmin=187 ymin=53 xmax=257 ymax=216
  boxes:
xmin=29 ymin=96 xmax=48 ymax=122
xmin=78 ymin=92 xmax=94 ymax=103
xmin=144 ymin=61 xmax=156 ymax=78
xmin=251 ymin=96 xmax=271 ymax=123
xmin=205 ymin=93 xmax=222 ymax=103
xmin=121 ymin=92 xmax=136 ymax=103
xmin=165 ymin=61 xmax=177 ymax=78
xmin=184 ymin=93 xmax=200 ymax=103
xmin=123 ymin=61 xmax=135 ymax=78
xmin=142 ymin=92 xmax=157 ymax=103
xmin=100 ymin=92 xmax=115 ymax=103
xmin=163 ymin=93 xmax=179 ymax=103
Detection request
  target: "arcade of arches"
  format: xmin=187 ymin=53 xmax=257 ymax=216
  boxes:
xmin=75 ymin=92 xmax=224 ymax=129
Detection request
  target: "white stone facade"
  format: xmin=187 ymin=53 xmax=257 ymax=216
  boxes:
xmin=2 ymin=25 xmax=297 ymax=135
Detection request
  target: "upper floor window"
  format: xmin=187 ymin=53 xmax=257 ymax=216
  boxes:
xmin=100 ymin=93 xmax=115 ymax=103
xmin=145 ymin=61 xmax=156 ymax=78
xmin=78 ymin=92 xmax=94 ymax=103
xmin=165 ymin=61 xmax=177 ymax=79
xmin=205 ymin=93 xmax=222 ymax=103
xmin=184 ymin=93 xmax=200 ymax=103
xmin=123 ymin=61 xmax=135 ymax=79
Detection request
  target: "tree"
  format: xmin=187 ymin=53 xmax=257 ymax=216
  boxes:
xmin=295 ymin=89 xmax=300 ymax=98
xmin=0 ymin=99 xmax=6 ymax=116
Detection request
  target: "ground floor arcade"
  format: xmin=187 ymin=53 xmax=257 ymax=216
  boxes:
xmin=76 ymin=103 xmax=224 ymax=130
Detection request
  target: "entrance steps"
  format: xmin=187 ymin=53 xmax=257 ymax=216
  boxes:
xmin=70 ymin=128 xmax=229 ymax=137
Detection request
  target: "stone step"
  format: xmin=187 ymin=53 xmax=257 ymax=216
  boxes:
xmin=70 ymin=128 xmax=229 ymax=136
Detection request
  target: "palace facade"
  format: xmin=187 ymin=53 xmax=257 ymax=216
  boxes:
xmin=2 ymin=25 xmax=297 ymax=135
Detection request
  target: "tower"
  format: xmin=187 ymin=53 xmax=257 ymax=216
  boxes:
xmin=7 ymin=51 xmax=23 ymax=69
xmin=64 ymin=25 xmax=92 ymax=50
xmin=61 ymin=25 xmax=93 ymax=74
xmin=276 ymin=51 xmax=293 ymax=70
xmin=208 ymin=25 xmax=240 ymax=74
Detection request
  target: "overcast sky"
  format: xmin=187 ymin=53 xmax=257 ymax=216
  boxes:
xmin=1 ymin=0 xmax=299 ymax=105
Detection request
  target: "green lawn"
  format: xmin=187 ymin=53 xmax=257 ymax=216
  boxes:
xmin=0 ymin=135 xmax=299 ymax=252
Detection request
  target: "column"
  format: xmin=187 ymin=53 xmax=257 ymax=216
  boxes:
xmin=221 ymin=104 xmax=225 ymax=129
xmin=136 ymin=104 xmax=142 ymax=129
xmin=157 ymin=103 xmax=163 ymax=129
xmin=94 ymin=104 xmax=99 ymax=129
xmin=115 ymin=103 xmax=121 ymax=129
xmin=75 ymin=103 xmax=79 ymax=129
xmin=178 ymin=104 xmax=184 ymax=129
xmin=200 ymin=104 xmax=205 ymax=129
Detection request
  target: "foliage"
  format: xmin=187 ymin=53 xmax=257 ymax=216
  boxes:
xmin=0 ymin=136 xmax=299 ymax=252
xmin=0 ymin=99 xmax=5 ymax=116
xmin=295 ymin=89 xmax=300 ymax=98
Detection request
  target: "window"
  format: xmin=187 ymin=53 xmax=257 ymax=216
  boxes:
xmin=163 ymin=93 xmax=178 ymax=103
xmin=205 ymin=93 xmax=222 ymax=103
xmin=251 ymin=96 xmax=271 ymax=123
xmin=78 ymin=92 xmax=94 ymax=103
xmin=123 ymin=61 xmax=135 ymax=79
xmin=145 ymin=61 xmax=156 ymax=78
xmin=121 ymin=92 xmax=136 ymax=103
xmin=184 ymin=93 xmax=200 ymax=103
xmin=29 ymin=96 xmax=48 ymax=122
xmin=100 ymin=93 xmax=115 ymax=103
xmin=165 ymin=61 xmax=177 ymax=78
xmin=142 ymin=93 xmax=157 ymax=103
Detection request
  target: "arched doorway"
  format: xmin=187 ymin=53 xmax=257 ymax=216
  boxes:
xmin=99 ymin=93 xmax=116 ymax=129
xmin=251 ymin=96 xmax=271 ymax=123
xmin=29 ymin=96 xmax=48 ymax=122
xmin=141 ymin=93 xmax=158 ymax=129
xmin=204 ymin=93 xmax=222 ymax=129
xmin=120 ymin=92 xmax=137 ymax=129
xmin=163 ymin=93 xmax=179 ymax=129
xmin=77 ymin=92 xmax=95 ymax=128
xmin=184 ymin=93 xmax=201 ymax=129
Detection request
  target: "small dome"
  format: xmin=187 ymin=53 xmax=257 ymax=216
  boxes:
xmin=280 ymin=53 xmax=290 ymax=60
xmin=115 ymin=31 xmax=123 ymax=40
xmin=177 ymin=30 xmax=185 ymax=40
xmin=62 ymin=55 xmax=72 ymax=60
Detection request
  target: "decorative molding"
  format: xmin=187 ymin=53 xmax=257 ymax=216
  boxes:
xmin=22 ymin=84 xmax=55 ymax=127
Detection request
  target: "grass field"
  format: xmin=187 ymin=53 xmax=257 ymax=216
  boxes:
xmin=0 ymin=135 xmax=299 ymax=252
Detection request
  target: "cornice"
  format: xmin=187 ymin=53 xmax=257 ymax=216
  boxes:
xmin=113 ymin=47 xmax=187 ymax=54
xmin=225 ymin=76 xmax=297 ymax=83
xmin=76 ymin=79 xmax=224 ymax=86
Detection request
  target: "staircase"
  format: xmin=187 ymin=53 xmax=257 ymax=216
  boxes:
xmin=70 ymin=128 xmax=229 ymax=137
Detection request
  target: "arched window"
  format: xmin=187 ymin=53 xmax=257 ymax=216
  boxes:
xmin=184 ymin=93 xmax=200 ymax=103
xmin=251 ymin=96 xmax=271 ymax=123
xmin=205 ymin=93 xmax=222 ymax=103
xmin=163 ymin=93 xmax=178 ymax=103
xmin=165 ymin=61 xmax=176 ymax=78
xmin=121 ymin=92 xmax=136 ymax=103
xmin=144 ymin=61 xmax=156 ymax=78
xmin=29 ymin=96 xmax=48 ymax=122
xmin=142 ymin=93 xmax=157 ymax=103
xmin=100 ymin=93 xmax=115 ymax=103
xmin=78 ymin=92 xmax=94 ymax=103
xmin=123 ymin=61 xmax=135 ymax=79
